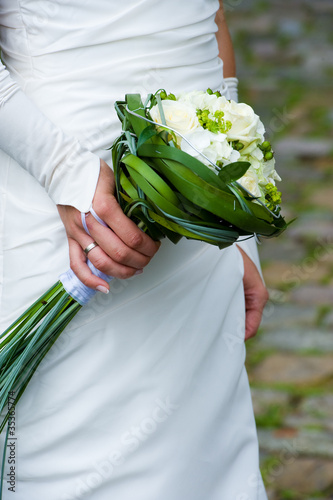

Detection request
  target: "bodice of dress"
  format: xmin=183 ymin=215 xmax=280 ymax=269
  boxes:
xmin=0 ymin=0 xmax=224 ymax=211
xmin=0 ymin=0 xmax=222 ymax=140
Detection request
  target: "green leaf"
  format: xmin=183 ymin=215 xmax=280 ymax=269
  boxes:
xmin=119 ymin=171 xmax=139 ymax=200
xmin=124 ymin=163 xmax=189 ymax=220
xmin=153 ymin=158 xmax=280 ymax=236
xmin=218 ymin=161 xmax=250 ymax=183
xmin=137 ymin=126 xmax=158 ymax=150
xmin=122 ymin=154 xmax=181 ymax=208
xmin=138 ymin=143 xmax=229 ymax=191
xmin=125 ymin=94 xmax=150 ymax=137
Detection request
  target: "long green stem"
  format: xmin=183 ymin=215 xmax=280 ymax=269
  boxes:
xmin=0 ymin=300 xmax=81 ymax=433
xmin=0 ymin=295 xmax=70 ymax=409
xmin=0 ymin=283 xmax=65 ymax=352
xmin=0 ymin=282 xmax=63 ymax=341
xmin=0 ymin=290 xmax=73 ymax=370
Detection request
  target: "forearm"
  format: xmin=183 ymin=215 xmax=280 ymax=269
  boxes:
xmin=215 ymin=1 xmax=236 ymax=78
xmin=0 ymin=61 xmax=100 ymax=212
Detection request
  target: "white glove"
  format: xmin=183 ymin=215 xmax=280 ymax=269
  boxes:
xmin=224 ymin=76 xmax=239 ymax=102
xmin=0 ymin=62 xmax=100 ymax=213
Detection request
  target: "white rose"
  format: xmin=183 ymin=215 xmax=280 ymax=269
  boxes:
xmin=222 ymin=101 xmax=265 ymax=145
xmin=150 ymin=100 xmax=199 ymax=141
xmin=207 ymin=95 xmax=229 ymax=115
xmin=237 ymin=168 xmax=262 ymax=197
xmin=178 ymin=91 xmax=219 ymax=112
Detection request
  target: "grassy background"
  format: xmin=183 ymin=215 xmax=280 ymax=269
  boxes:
xmin=227 ymin=1 xmax=333 ymax=499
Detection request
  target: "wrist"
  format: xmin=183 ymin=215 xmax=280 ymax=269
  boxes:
xmin=224 ymin=76 xmax=239 ymax=102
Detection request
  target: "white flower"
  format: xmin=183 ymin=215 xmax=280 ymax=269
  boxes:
xmin=207 ymin=134 xmax=240 ymax=166
xmin=207 ymin=95 xmax=230 ymax=115
xmin=262 ymin=159 xmax=281 ymax=185
xmin=178 ymin=91 xmax=221 ymax=112
xmin=227 ymin=148 xmax=242 ymax=164
xmin=250 ymin=146 xmax=264 ymax=161
xmin=239 ymin=137 xmax=282 ymax=187
xmin=150 ymin=100 xmax=199 ymax=140
xmin=237 ymin=168 xmax=262 ymax=197
xmin=240 ymin=154 xmax=262 ymax=172
xmin=180 ymin=129 xmax=212 ymax=157
xmin=180 ymin=129 xmax=240 ymax=170
xmin=221 ymin=100 xmax=265 ymax=145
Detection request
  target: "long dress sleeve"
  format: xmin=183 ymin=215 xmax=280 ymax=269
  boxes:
xmin=0 ymin=61 xmax=100 ymax=213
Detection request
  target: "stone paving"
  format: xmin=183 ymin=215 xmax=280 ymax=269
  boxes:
xmin=228 ymin=1 xmax=333 ymax=498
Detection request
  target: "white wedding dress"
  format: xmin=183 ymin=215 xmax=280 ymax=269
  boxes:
xmin=0 ymin=1 xmax=267 ymax=499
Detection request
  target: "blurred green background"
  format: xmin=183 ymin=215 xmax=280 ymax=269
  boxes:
xmin=227 ymin=0 xmax=333 ymax=498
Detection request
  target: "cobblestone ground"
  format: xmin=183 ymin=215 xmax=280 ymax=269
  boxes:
xmin=228 ymin=1 xmax=333 ymax=499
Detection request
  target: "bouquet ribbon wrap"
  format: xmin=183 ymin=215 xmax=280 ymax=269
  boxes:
xmin=59 ymin=208 xmax=113 ymax=306
xmin=59 ymin=260 xmax=112 ymax=306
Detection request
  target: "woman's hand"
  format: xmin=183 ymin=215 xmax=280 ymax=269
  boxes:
xmin=237 ymin=245 xmax=269 ymax=340
xmin=57 ymin=159 xmax=160 ymax=292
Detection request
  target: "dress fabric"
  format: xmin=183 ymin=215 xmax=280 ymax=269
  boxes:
xmin=0 ymin=1 xmax=267 ymax=499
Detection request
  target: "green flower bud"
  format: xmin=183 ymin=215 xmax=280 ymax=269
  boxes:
xmin=264 ymin=151 xmax=273 ymax=161
xmin=160 ymin=91 xmax=167 ymax=100
xmin=197 ymin=108 xmax=231 ymax=134
xmin=167 ymin=93 xmax=176 ymax=101
xmin=236 ymin=142 xmax=244 ymax=151
xmin=262 ymin=141 xmax=271 ymax=151
xmin=214 ymin=91 xmax=221 ymax=97
xmin=264 ymin=182 xmax=281 ymax=211
xmin=207 ymin=88 xmax=213 ymax=95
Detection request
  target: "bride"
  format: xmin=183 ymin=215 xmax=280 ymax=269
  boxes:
xmin=0 ymin=0 xmax=269 ymax=498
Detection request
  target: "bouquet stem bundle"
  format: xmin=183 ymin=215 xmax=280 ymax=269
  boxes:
xmin=0 ymin=283 xmax=81 ymax=433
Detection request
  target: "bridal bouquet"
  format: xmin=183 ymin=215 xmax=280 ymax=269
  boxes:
xmin=112 ymin=91 xmax=285 ymax=245
xmin=0 ymin=90 xmax=288 ymax=443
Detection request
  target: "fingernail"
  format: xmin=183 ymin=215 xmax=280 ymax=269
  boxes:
xmin=135 ymin=269 xmax=144 ymax=276
xmin=96 ymin=285 xmax=109 ymax=294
